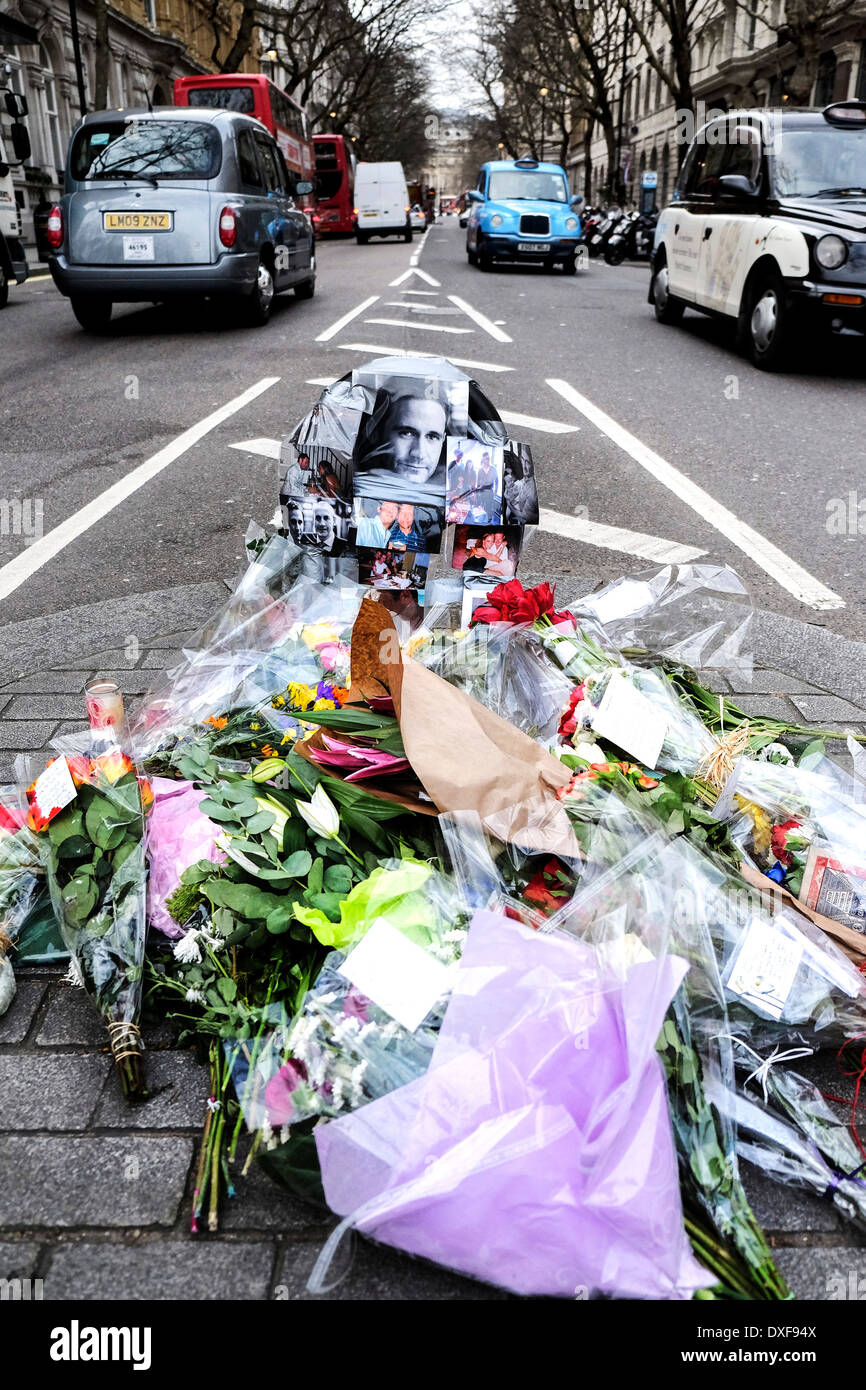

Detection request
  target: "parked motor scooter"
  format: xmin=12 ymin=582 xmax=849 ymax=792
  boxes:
xmin=604 ymin=208 xmax=658 ymax=265
xmin=588 ymin=205 xmax=623 ymax=259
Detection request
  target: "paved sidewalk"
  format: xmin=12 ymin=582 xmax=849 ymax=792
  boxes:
xmin=2 ymin=613 xmax=866 ymax=1300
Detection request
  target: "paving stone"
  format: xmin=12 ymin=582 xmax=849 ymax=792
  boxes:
xmin=0 ymin=671 xmax=90 ymax=695
xmin=53 ymin=720 xmax=89 ymax=737
xmin=43 ymin=1237 xmax=275 ymax=1300
xmin=4 ymin=694 xmax=97 ymax=720
xmin=0 ymin=1054 xmax=110 ymax=1131
xmin=790 ymin=694 xmax=866 ymax=724
xmin=0 ymin=978 xmax=47 ymax=1044
xmin=141 ymin=651 xmax=182 ymax=670
xmin=36 ymin=985 xmax=109 ymax=1047
xmin=0 ymin=1241 xmax=42 ymax=1279
xmin=89 ymin=670 xmax=157 ymax=695
xmin=0 ymin=721 xmax=56 ymax=750
xmin=742 ymin=1167 xmax=843 ymax=1234
xmin=95 ymin=1052 xmax=206 ymax=1130
xmin=52 ymin=649 xmax=140 ymax=671
xmin=0 ymin=1136 xmax=193 ymax=1228
xmin=722 ymin=694 xmax=799 ymax=721
xmin=275 ymin=1234 xmax=510 ymax=1300
xmin=697 ymin=671 xmax=730 ymax=693
xmin=747 ymin=668 xmax=825 ymax=696
xmin=147 ymin=631 xmax=199 ymax=648
xmin=773 ymin=1247 xmax=866 ymax=1300
xmin=220 ymin=1151 xmax=334 ymax=1234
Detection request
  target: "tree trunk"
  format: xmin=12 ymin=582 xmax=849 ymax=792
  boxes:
xmin=221 ymin=0 xmax=259 ymax=74
xmin=583 ymin=121 xmax=593 ymax=201
xmin=94 ymin=0 xmax=109 ymax=111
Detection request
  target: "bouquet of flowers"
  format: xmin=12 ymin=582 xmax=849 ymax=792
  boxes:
xmin=21 ymin=743 xmax=151 ymax=1097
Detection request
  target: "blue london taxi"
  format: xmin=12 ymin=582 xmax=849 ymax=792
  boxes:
xmin=465 ymin=156 xmax=583 ymax=273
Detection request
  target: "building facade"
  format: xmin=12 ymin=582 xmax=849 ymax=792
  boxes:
xmin=570 ymin=0 xmax=866 ymax=208
xmin=0 ymin=0 xmax=260 ymax=252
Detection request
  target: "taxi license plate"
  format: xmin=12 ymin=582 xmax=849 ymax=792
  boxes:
xmin=103 ymin=211 xmax=173 ymax=231
xmin=123 ymin=236 xmax=154 ymax=261
xmin=518 ymin=241 xmax=548 ymax=252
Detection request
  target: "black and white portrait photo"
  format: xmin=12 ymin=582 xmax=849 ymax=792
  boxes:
xmin=502 ymin=442 xmax=539 ymax=526
xmin=351 ymin=368 xmax=470 ymax=505
xmin=283 ymin=495 xmax=352 ymax=557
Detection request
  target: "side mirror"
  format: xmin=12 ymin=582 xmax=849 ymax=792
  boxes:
xmin=570 ymin=193 xmax=583 ymax=207
xmin=296 ymin=180 xmax=313 ymax=195
xmin=467 ymin=189 xmax=483 ymax=203
xmin=10 ymin=122 xmax=31 ymax=164
xmin=4 ymin=92 xmax=28 ymax=119
xmin=718 ymin=173 xmax=759 ymax=200
xmin=0 ymin=161 xmax=8 ymax=179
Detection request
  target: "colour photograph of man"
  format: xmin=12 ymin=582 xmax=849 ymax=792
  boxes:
xmin=352 ymin=498 xmax=443 ymax=553
xmin=446 ymin=437 xmax=503 ymax=525
xmin=452 ymin=526 xmax=521 ymax=583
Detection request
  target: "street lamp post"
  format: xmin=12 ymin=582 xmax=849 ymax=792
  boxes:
xmin=539 ymin=86 xmax=548 ymax=161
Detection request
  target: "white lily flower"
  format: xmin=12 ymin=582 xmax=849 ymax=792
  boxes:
xmin=295 ymin=783 xmax=340 ymax=840
xmin=173 ymin=929 xmax=202 ymax=964
xmin=254 ymin=795 xmax=291 ymax=849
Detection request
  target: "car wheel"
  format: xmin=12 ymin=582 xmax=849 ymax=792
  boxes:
xmin=71 ymin=294 xmax=113 ymax=332
xmin=476 ymin=234 xmax=493 ymax=271
xmin=562 ymin=255 xmax=578 ymax=276
xmin=467 ymin=243 xmax=477 ymax=265
xmin=403 ymin=224 xmax=412 ymax=243
xmin=744 ymin=270 xmax=792 ymax=371
xmin=0 ymin=265 xmax=8 ymax=309
xmin=651 ymin=257 xmax=685 ymax=325
xmin=241 ymin=256 xmax=275 ymax=327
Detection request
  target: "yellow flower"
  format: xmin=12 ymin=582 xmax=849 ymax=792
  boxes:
xmin=288 ymin=682 xmax=314 ymax=709
xmin=301 ymin=622 xmax=339 ymax=651
xmin=280 ymin=730 xmax=297 ymax=745
xmin=405 ymin=634 xmax=430 ymax=659
xmin=735 ymin=796 xmax=772 ymax=855
xmin=312 ymin=698 xmax=336 ymax=711
xmin=272 ymin=695 xmax=286 ymax=709
xmin=250 ymin=723 xmax=260 ymax=731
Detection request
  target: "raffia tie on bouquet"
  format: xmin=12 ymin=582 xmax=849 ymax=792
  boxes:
xmin=107 ymin=1019 xmax=144 ymax=1065
xmin=698 ymin=720 xmax=751 ymax=792
xmin=0 ymin=928 xmax=13 ymax=959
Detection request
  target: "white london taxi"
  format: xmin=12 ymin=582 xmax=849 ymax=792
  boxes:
xmin=650 ymin=101 xmax=866 ymax=369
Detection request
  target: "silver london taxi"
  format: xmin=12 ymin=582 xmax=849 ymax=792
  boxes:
xmin=48 ymin=106 xmax=315 ymax=331
xmin=651 ymin=101 xmax=866 ymax=369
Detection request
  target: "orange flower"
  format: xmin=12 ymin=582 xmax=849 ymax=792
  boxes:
xmin=95 ymin=749 xmax=134 ymax=785
xmin=138 ymin=775 xmax=154 ymax=810
xmin=204 ymin=715 xmax=228 ymax=730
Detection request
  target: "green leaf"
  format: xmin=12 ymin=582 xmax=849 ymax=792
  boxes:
xmin=323 ymin=863 xmax=353 ymax=894
xmin=217 ymin=976 xmax=238 ymax=1003
xmin=203 ymin=878 xmax=287 ymax=921
xmin=266 ymin=906 xmax=295 ymax=935
xmin=305 ymin=891 xmax=343 ymax=921
xmin=198 ymin=798 xmax=244 ymax=823
xmin=244 ymin=809 xmax=277 ymax=834
xmin=283 ymin=849 xmax=313 ymax=877
xmin=233 ymin=799 xmax=263 ymax=820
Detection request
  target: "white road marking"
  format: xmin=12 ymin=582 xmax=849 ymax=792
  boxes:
xmin=383 ymin=301 xmax=460 ymax=312
xmin=547 ymin=378 xmax=845 ymax=611
xmin=499 ymin=409 xmax=578 ymax=435
xmin=230 ymin=436 xmax=281 ymax=460
xmin=447 ymin=294 xmax=512 ymax=343
xmin=0 ymin=376 xmax=280 ymax=605
xmin=539 ymin=508 xmax=706 ymax=564
xmin=364 ymin=317 xmax=474 ymax=334
xmin=389 ymin=267 xmax=440 ymax=287
xmin=315 ymin=294 xmax=379 ymax=342
xmin=337 ymin=342 xmax=514 ymax=372
xmin=398 ymin=289 xmax=439 ymax=296
xmin=306 ymin=377 xmax=338 ymax=387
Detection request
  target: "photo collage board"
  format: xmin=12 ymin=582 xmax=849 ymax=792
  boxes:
xmin=279 ymin=364 xmax=540 ymax=625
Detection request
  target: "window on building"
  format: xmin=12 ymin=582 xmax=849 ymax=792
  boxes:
xmin=40 ymin=45 xmax=65 ymax=172
xmin=814 ymin=50 xmax=837 ymax=106
xmin=660 ymin=143 xmax=670 ymax=203
xmin=644 ymin=68 xmax=651 ymax=114
xmin=857 ymin=43 xmax=866 ymax=101
xmin=144 ymin=0 xmax=157 ymax=22
xmin=656 ymin=51 xmax=664 ymax=108
xmin=747 ymin=0 xmax=758 ymax=49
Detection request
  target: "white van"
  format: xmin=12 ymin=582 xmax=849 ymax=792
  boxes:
xmin=354 ymin=162 xmax=411 ymax=244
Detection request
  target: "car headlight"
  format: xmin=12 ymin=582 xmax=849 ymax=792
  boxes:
xmin=489 ymin=214 xmax=503 ymax=227
xmin=815 ymin=234 xmax=848 ymax=270
xmin=565 ymin=216 xmax=579 ymax=230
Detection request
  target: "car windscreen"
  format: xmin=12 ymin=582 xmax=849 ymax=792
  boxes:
xmin=772 ymin=126 xmax=866 ymax=198
xmin=187 ymin=86 xmax=255 ymax=114
xmin=487 ymin=170 xmax=569 ymax=202
xmin=71 ymin=121 xmax=222 ymax=181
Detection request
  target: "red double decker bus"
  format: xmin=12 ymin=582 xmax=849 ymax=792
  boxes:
xmin=313 ymin=133 xmax=356 ymax=234
xmin=173 ymin=73 xmax=314 ymax=208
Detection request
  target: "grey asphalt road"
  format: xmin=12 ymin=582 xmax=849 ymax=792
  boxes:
xmin=1 ymin=220 xmax=865 ymax=665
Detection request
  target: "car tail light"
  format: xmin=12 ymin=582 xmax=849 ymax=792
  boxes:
xmin=46 ymin=204 xmax=63 ymax=250
xmin=218 ymin=205 xmax=237 ymax=248
xmin=405 ymin=205 xmax=410 ymax=212
xmin=353 ymin=207 xmax=359 ymax=216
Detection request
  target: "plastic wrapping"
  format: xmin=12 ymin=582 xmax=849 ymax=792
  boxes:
xmin=412 ymin=621 xmax=574 ymax=743
xmin=576 ymin=563 xmax=754 ymax=682
xmin=145 ymin=778 xmax=225 ymax=939
xmin=230 ymin=861 xmax=466 ymax=1133
xmin=311 ymin=906 xmax=712 ymax=1300
xmin=130 ymin=566 xmax=365 ymax=764
xmin=15 ymin=734 xmax=149 ymax=1095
